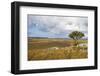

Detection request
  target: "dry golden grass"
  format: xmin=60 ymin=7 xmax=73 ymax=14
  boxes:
xmin=28 ymin=47 xmax=88 ymax=60
xmin=28 ymin=38 xmax=88 ymax=61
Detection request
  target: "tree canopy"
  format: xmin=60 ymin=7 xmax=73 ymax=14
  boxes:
xmin=69 ymin=31 xmax=85 ymax=46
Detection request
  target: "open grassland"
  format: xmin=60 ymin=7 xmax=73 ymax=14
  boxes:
xmin=28 ymin=38 xmax=88 ymax=61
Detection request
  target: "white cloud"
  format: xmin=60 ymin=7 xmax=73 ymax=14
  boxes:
xmin=28 ymin=15 xmax=88 ymax=38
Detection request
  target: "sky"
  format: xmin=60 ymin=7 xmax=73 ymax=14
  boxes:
xmin=28 ymin=15 xmax=88 ymax=39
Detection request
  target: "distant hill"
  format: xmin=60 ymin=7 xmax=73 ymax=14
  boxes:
xmin=29 ymin=37 xmax=50 ymax=39
xmin=28 ymin=37 xmax=88 ymax=40
xmin=29 ymin=37 xmax=67 ymax=39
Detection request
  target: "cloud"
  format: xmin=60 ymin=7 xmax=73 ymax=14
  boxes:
xmin=28 ymin=15 xmax=88 ymax=38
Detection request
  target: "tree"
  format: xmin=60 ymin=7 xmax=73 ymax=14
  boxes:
xmin=69 ymin=31 xmax=85 ymax=46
